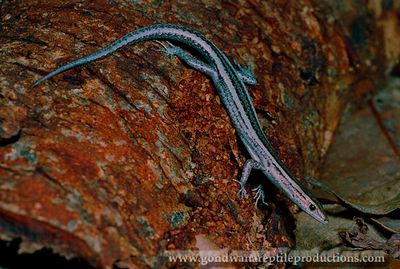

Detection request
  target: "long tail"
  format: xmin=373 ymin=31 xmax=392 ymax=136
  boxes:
xmin=32 ymin=24 xmax=215 ymax=87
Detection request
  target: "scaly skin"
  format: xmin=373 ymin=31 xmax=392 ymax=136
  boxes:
xmin=33 ymin=24 xmax=327 ymax=224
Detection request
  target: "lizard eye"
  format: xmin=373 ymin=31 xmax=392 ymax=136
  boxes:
xmin=309 ymin=204 xmax=316 ymax=211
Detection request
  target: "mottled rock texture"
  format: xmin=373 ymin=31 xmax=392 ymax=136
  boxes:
xmin=0 ymin=0 xmax=399 ymax=268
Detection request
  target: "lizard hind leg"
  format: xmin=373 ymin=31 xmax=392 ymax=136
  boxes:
xmin=159 ymin=42 xmax=256 ymax=85
xmin=153 ymin=40 xmax=177 ymax=57
xmin=237 ymin=67 xmax=257 ymax=86
xmin=228 ymin=57 xmax=257 ymax=85
xmin=152 ymin=40 xmax=218 ymax=78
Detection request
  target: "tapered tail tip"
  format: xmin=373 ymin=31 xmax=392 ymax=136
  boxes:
xmin=31 ymin=78 xmax=45 ymax=88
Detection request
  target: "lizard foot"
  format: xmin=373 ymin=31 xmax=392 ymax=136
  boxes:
xmin=252 ymin=185 xmax=268 ymax=206
xmin=152 ymin=40 xmax=178 ymax=58
xmin=233 ymin=179 xmax=249 ymax=199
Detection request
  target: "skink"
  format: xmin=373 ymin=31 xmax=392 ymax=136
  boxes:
xmin=33 ymin=24 xmax=327 ymax=224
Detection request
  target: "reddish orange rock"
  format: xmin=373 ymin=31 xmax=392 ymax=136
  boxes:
xmin=0 ymin=0 xmax=399 ymax=268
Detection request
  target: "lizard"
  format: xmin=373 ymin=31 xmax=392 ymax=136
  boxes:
xmin=32 ymin=24 xmax=328 ymax=224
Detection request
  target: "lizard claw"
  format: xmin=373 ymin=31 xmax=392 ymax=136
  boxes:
xmin=233 ymin=179 xmax=249 ymax=199
xmin=252 ymin=185 xmax=268 ymax=206
xmin=152 ymin=41 xmax=177 ymax=57
xmin=238 ymin=187 xmax=248 ymax=199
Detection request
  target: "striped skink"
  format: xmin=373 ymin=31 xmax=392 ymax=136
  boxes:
xmin=33 ymin=24 xmax=327 ymax=224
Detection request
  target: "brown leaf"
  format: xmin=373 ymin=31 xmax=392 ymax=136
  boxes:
xmin=340 ymin=218 xmax=400 ymax=258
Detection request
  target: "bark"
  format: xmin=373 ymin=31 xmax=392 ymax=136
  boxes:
xmin=0 ymin=0 xmax=399 ymax=268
